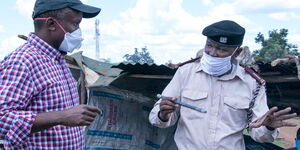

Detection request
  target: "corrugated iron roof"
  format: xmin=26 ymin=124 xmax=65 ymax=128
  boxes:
xmin=113 ymin=63 xmax=176 ymax=75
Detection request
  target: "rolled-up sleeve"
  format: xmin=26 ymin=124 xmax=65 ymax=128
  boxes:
xmin=149 ymin=99 xmax=180 ymax=128
xmin=0 ymin=63 xmax=37 ymax=145
xmin=249 ymin=85 xmax=279 ymax=143
xmin=149 ymin=67 xmax=182 ymax=128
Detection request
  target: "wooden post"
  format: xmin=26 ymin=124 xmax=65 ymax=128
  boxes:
xmin=80 ymin=70 xmax=87 ymax=104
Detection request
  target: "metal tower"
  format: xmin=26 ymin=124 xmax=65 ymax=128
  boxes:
xmin=95 ymin=19 xmax=100 ymax=60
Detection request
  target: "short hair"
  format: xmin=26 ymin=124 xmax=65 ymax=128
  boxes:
xmin=33 ymin=7 xmax=71 ymax=31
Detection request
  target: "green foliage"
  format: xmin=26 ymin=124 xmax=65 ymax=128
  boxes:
xmin=123 ymin=46 xmax=154 ymax=64
xmin=252 ymin=29 xmax=298 ymax=63
xmin=243 ymin=129 xmax=285 ymax=148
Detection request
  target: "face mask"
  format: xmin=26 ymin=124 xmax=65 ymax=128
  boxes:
xmin=200 ymin=47 xmax=238 ymax=76
xmin=59 ymin=28 xmax=83 ymax=53
xmin=34 ymin=18 xmax=84 ymax=53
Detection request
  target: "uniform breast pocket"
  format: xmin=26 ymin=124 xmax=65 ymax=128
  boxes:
xmin=180 ymin=90 xmax=208 ymax=120
xmin=222 ymin=96 xmax=249 ymax=128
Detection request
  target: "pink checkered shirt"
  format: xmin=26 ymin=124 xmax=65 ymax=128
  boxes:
xmin=0 ymin=33 xmax=84 ymax=149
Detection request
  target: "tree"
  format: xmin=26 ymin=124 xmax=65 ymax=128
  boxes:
xmin=252 ymin=29 xmax=298 ymax=62
xmin=123 ymin=47 xmax=155 ymax=64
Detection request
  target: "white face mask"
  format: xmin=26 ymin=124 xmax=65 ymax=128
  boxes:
xmin=33 ymin=17 xmax=84 ymax=53
xmin=59 ymin=28 xmax=84 ymax=53
xmin=200 ymin=47 xmax=238 ymax=76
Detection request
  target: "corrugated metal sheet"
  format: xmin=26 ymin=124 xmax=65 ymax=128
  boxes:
xmin=113 ymin=63 xmax=176 ymax=75
xmin=71 ymin=52 xmax=122 ymax=77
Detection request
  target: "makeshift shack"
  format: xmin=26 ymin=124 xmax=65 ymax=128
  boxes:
xmin=67 ymin=52 xmax=177 ymax=150
xmin=257 ymin=57 xmax=300 ymax=114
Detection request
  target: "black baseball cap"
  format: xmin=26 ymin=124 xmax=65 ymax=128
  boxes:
xmin=202 ymin=20 xmax=245 ymax=47
xmin=32 ymin=0 xmax=101 ymax=19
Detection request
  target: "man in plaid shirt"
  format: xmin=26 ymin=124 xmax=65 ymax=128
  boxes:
xmin=0 ymin=0 xmax=101 ymax=149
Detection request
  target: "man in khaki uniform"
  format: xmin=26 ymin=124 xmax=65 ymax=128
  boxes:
xmin=149 ymin=20 xmax=297 ymax=150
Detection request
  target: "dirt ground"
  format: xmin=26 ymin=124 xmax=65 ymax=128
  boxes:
xmin=277 ymin=118 xmax=300 ymax=148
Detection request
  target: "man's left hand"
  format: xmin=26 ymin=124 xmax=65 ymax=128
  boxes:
xmin=250 ymin=107 xmax=297 ymax=129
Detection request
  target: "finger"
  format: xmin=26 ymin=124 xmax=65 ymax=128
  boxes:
xmin=253 ymin=113 xmax=269 ymax=126
xmin=249 ymin=122 xmax=262 ymax=128
xmin=274 ymin=113 xmax=297 ymax=121
xmin=83 ymin=110 xmax=99 ymax=118
xmin=160 ymin=100 xmax=175 ymax=107
xmin=275 ymin=121 xmax=298 ymax=128
xmin=83 ymin=115 xmax=96 ymax=122
xmin=274 ymin=107 xmax=292 ymax=117
xmin=250 ymin=113 xmax=272 ymax=128
xmin=161 ymin=109 xmax=176 ymax=114
xmin=257 ymin=107 xmax=277 ymax=123
xmin=267 ymin=107 xmax=278 ymax=115
xmin=161 ymin=96 xmax=178 ymax=101
xmin=282 ymin=121 xmax=297 ymax=127
xmin=82 ymin=120 xmax=93 ymax=126
xmin=263 ymin=107 xmax=278 ymax=121
xmin=170 ymin=97 xmax=179 ymax=101
xmin=160 ymin=105 xmax=176 ymax=112
xmin=85 ymin=105 xmax=101 ymax=114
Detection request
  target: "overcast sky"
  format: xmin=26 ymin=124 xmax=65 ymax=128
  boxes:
xmin=0 ymin=0 xmax=300 ymax=64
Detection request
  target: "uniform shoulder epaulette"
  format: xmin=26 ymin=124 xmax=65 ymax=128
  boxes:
xmin=177 ymin=56 xmax=201 ymax=67
xmin=244 ymin=66 xmax=265 ymax=85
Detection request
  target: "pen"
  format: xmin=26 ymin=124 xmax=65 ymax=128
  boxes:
xmin=156 ymin=94 xmax=207 ymax=113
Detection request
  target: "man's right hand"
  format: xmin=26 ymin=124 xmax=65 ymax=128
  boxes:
xmin=60 ymin=104 xmax=101 ymax=126
xmin=31 ymin=104 xmax=102 ymax=133
xmin=159 ymin=97 xmax=178 ymax=121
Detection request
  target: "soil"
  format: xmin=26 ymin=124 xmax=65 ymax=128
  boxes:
xmin=277 ymin=118 xmax=300 ymax=148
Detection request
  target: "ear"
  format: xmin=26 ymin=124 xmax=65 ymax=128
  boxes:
xmin=44 ymin=17 xmax=56 ymax=31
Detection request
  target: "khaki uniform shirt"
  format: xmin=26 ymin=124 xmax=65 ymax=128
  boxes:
xmin=149 ymin=62 xmax=278 ymax=150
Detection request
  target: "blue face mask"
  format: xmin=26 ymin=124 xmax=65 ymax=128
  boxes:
xmin=200 ymin=47 xmax=239 ymax=76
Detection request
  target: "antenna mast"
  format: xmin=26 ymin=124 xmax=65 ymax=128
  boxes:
xmin=95 ymin=19 xmax=100 ymax=60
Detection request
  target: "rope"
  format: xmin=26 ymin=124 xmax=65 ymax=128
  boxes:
xmin=246 ymin=82 xmax=265 ymax=128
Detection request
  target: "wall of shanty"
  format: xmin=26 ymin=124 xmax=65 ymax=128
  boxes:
xmin=261 ymin=56 xmax=300 ymax=114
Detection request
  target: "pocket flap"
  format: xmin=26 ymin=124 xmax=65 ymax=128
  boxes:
xmin=224 ymin=96 xmax=249 ymax=109
xmin=182 ymin=90 xmax=208 ymax=100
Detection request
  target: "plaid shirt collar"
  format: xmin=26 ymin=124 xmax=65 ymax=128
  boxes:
xmin=27 ymin=33 xmax=66 ymax=61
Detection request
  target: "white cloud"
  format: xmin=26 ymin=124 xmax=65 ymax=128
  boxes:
xmin=78 ymin=0 xmax=211 ymax=64
xmin=289 ymin=34 xmax=300 ymax=46
xmin=15 ymin=0 xmax=90 ymax=18
xmin=232 ymin=0 xmax=300 ymax=14
xmin=268 ymin=12 xmax=300 ymax=21
xmin=202 ymin=0 xmax=214 ymax=6
xmin=18 ymin=0 xmax=297 ymax=64
xmin=0 ymin=25 xmax=4 ymax=33
xmin=15 ymin=0 xmax=35 ymax=18
xmin=0 ymin=36 xmax=26 ymax=59
xmin=80 ymin=18 xmax=95 ymax=31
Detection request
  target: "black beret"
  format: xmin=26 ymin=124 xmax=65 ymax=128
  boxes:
xmin=202 ymin=20 xmax=245 ymax=46
xmin=32 ymin=0 xmax=101 ymax=19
